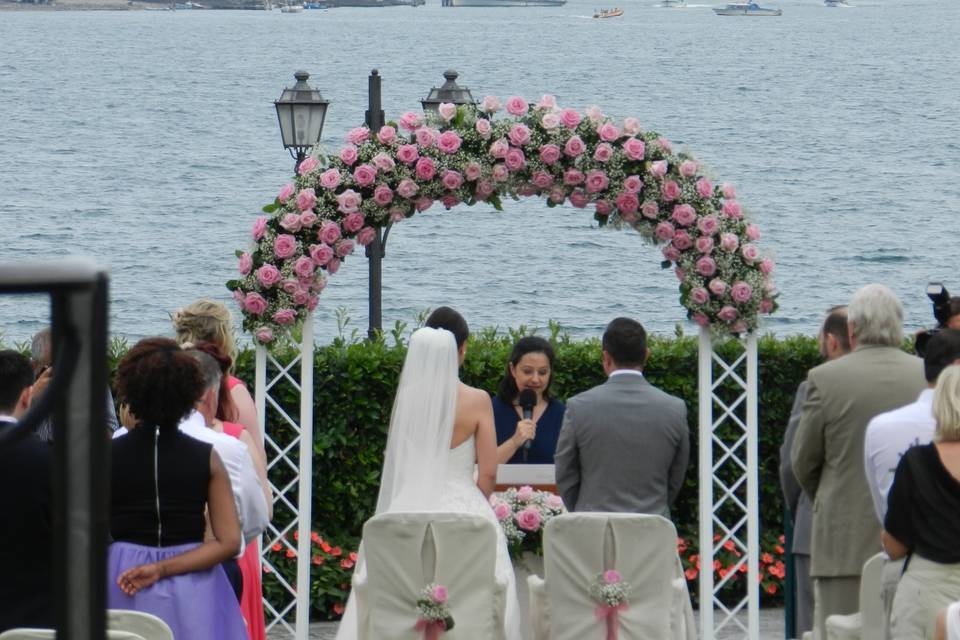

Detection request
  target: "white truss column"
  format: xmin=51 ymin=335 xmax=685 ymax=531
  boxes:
xmin=255 ymin=316 xmax=315 ymax=640
xmin=698 ymin=327 xmax=760 ymax=640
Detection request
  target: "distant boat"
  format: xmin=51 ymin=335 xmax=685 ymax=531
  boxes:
xmin=280 ymin=2 xmax=303 ymax=10
xmin=713 ymin=1 xmax=780 ymax=15
xmin=824 ymin=0 xmax=847 ymax=6
xmin=593 ymin=6 xmax=622 ymax=17
xmin=660 ymin=0 xmax=685 ymax=7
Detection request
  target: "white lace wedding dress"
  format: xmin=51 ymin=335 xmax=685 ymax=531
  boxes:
xmin=438 ymin=436 xmax=522 ymax=640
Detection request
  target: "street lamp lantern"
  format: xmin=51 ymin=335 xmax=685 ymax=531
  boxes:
xmin=421 ymin=69 xmax=476 ymax=114
xmin=274 ymin=70 xmax=330 ymax=168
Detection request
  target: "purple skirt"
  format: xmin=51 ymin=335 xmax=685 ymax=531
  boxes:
xmin=107 ymin=541 xmax=248 ymax=640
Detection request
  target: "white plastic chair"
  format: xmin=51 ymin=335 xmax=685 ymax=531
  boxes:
xmin=352 ymin=512 xmax=506 ymax=640
xmin=0 ymin=631 xmax=145 ymax=640
xmin=527 ymin=512 xmax=696 ymax=640
xmin=107 ymin=609 xmax=174 ymax=640
xmin=825 ymin=552 xmax=886 ymax=640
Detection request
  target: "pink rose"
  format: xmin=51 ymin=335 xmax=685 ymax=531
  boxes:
xmin=342 ymin=212 xmax=365 ymax=233
xmin=584 ymin=170 xmax=609 ymax=193
xmin=396 ymin=178 xmax=419 ymax=199
xmin=672 ymin=230 xmax=692 ymax=250
xmin=506 ymin=96 xmax=528 ymax=116
xmin=656 ymin=137 xmax=673 ymax=154
xmin=655 ymin=221 xmax=676 ymax=241
xmin=719 ymin=233 xmax=739 ymax=252
xmin=615 ymin=191 xmax=639 ymax=215
xmin=309 ymin=243 xmax=334 ymax=266
xmin=722 ymin=200 xmax=743 ymax=219
xmin=282 ymin=279 xmax=299 ymax=294
xmin=622 ymin=117 xmax=641 ymax=136
xmin=532 ymin=171 xmax=554 ymax=189
xmin=437 ymin=130 xmax=463 ymax=154
xmin=327 ymin=257 xmax=340 ymax=274
xmin=335 ymin=239 xmax=355 ymax=258
xmin=641 ymin=201 xmax=659 ymax=219
xmin=437 ymin=102 xmax=457 ymax=123
xmin=415 ymin=127 xmax=437 ymax=148
xmin=696 ymin=256 xmax=717 ymax=277
xmin=598 ymin=122 xmax=621 ymax=142
xmin=492 ymin=163 xmax=509 ymax=182
xmin=372 ymin=153 xmax=395 ymax=172
xmin=760 ymin=298 xmax=775 ymax=314
xmin=388 ymin=207 xmax=407 ymax=223
xmin=671 ymin=204 xmax=697 ymax=227
xmin=272 ymin=308 xmax=297 ymax=325
xmin=680 ymin=160 xmax=699 ymax=178
xmin=563 ymin=169 xmax=585 ymax=186
xmin=709 ymin=279 xmax=728 ymax=296
xmin=697 ymin=215 xmax=720 ymax=236
xmin=603 ymin=570 xmax=622 ymax=584
xmin=415 ymin=157 xmax=436 ymax=181
xmin=256 ymin=264 xmax=281 ymax=287
xmin=296 ymin=188 xmax=317 ymax=212
xmin=662 ymin=245 xmax=681 ymax=262
xmin=319 ymin=168 xmax=341 ymax=190
xmin=415 ymin=197 xmax=433 ymax=212
xmin=548 ymin=186 xmax=566 ymax=204
xmin=356 ymin=226 xmax=377 ymax=246
xmin=731 ymin=281 xmax=753 ymax=303
xmin=475 ymin=181 xmax=495 ymax=200
xmin=273 ymin=234 xmax=297 ymax=259
xmin=623 ymin=175 xmax=643 ymax=193
xmin=298 ymin=211 xmax=318 ymax=227
xmin=346 ymin=127 xmax=370 ymax=145
xmin=718 ymin=306 xmax=739 ymax=323
xmin=586 ymin=106 xmax=603 ymax=123
xmin=339 ymin=145 xmax=358 ymax=166
xmin=593 ymin=143 xmax=614 ymax=163
xmin=504 ymin=148 xmax=526 ymax=171
xmin=280 ymin=212 xmax=303 ymax=232
xmin=508 ymin=123 xmax=531 ymax=147
xmin=464 ymin=162 xmax=482 ymax=182
xmin=489 ymin=139 xmax=509 ymax=159
xmin=696 ymin=178 xmax=714 ymax=199
xmin=741 ymin=243 xmax=760 ymax=263
xmin=396 ymin=144 xmax=419 ymax=165
xmin=760 ymin=257 xmax=774 ymax=275
xmin=293 ymin=256 xmax=314 ymax=279
xmin=621 ymin=137 xmax=646 ymax=162
xmin=721 ymin=182 xmax=736 ymax=199
xmin=649 ymin=160 xmax=668 ymax=179
xmin=336 ymin=189 xmax=362 ymax=214
xmin=398 ymin=111 xmax=422 ymax=131
xmin=352 ymin=164 xmax=377 ymax=188
xmin=692 ymin=312 xmax=710 ymax=327
xmin=254 ymin=327 xmax=274 ymax=343
xmin=546 ymin=494 xmax=564 ymax=509
xmin=515 ymin=507 xmax=542 ymax=532
xmin=564 ymin=135 xmax=586 ymax=157
xmin=373 ymin=184 xmax=394 ymax=206
xmin=662 ymin=181 xmax=682 ymax=201
xmin=238 ymin=253 xmax=253 ymax=275
xmin=595 ymin=200 xmax=612 ymax=217
xmin=559 ymin=108 xmax=582 ymax=129
xmin=537 ymin=94 xmax=557 ymax=110
xmin=431 ymin=585 xmax=449 ymax=604
xmin=441 ymin=194 xmax=459 ymax=209
xmin=539 ymin=144 xmax=561 ymax=165
xmin=569 ymin=190 xmax=589 ymax=208
xmin=441 ymin=170 xmax=464 ymax=191
xmin=691 ymin=287 xmax=709 ymax=305
xmin=541 ymin=113 xmax=561 ymax=130
xmin=297 ymin=156 xmax=319 ymax=176
xmin=306 ymin=295 xmax=320 ymax=311
xmin=278 ymin=182 xmax=295 ymax=203
xmin=244 ymin=292 xmax=268 ymax=316
xmin=319 ymin=221 xmax=341 ymax=245
xmin=377 ymin=125 xmax=397 ymax=145
xmin=746 ymin=224 xmax=761 ymax=241
xmin=695 ymin=237 xmax=715 ymax=254
xmin=475 ymin=118 xmax=492 ymax=137
xmin=482 ymin=95 xmax=502 ymax=113
xmin=292 ymin=288 xmax=310 ymax=306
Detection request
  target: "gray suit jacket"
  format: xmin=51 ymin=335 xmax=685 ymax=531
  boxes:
xmin=780 ymin=381 xmax=812 ymax=556
xmin=554 ymin=373 xmax=689 ymax=518
xmin=792 ymin=345 xmax=924 ymax=578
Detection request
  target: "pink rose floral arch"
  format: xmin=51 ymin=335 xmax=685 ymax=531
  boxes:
xmin=228 ymin=95 xmax=778 ymax=343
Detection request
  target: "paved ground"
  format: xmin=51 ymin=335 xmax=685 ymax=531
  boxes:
xmin=268 ymin=608 xmax=787 ymax=639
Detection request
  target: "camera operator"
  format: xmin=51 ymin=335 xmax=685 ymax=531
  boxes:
xmin=915 ymin=284 xmax=960 ymax=356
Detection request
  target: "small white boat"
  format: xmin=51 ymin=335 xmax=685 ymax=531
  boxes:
xmin=713 ymin=1 xmax=780 ymax=15
xmin=280 ymin=2 xmax=303 ymax=10
xmin=824 ymin=0 xmax=847 ymax=6
xmin=593 ymin=6 xmax=622 ymax=17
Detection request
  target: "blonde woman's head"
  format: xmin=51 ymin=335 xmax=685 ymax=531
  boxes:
xmin=933 ymin=364 xmax=960 ymax=442
xmin=171 ymin=300 xmax=236 ymax=362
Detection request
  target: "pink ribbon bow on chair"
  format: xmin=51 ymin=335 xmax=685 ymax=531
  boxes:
xmin=594 ymin=602 xmax=629 ymax=640
xmin=415 ymin=618 xmax=447 ymax=640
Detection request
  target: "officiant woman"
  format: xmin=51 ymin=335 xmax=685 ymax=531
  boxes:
xmin=493 ymin=336 xmax=566 ymax=464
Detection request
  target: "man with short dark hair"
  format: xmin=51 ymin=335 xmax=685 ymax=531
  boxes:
xmin=554 ymin=317 xmax=689 ymax=517
xmin=0 ymin=349 xmax=54 ymax=632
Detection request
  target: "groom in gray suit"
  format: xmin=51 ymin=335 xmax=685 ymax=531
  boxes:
xmin=554 ymin=317 xmax=689 ymax=518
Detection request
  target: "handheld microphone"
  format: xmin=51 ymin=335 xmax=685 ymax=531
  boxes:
xmin=518 ymin=389 xmax=537 ymax=452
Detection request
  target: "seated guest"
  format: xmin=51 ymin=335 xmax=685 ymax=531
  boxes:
xmin=108 ymin=338 xmax=247 ymax=639
xmin=555 ymin=318 xmax=689 ymax=517
xmin=493 ymin=336 xmax=566 ymax=464
xmin=883 ymin=364 xmax=960 ymax=640
xmin=0 ymin=350 xmax=53 ymax=633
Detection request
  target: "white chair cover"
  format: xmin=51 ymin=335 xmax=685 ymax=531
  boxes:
xmin=527 ymin=512 xmax=695 ymax=640
xmin=107 ymin=609 xmax=174 ymax=640
xmin=352 ymin=512 xmax=504 ymax=640
xmin=825 ymin=552 xmax=886 ymax=640
xmin=0 ymin=631 xmax=145 ymax=640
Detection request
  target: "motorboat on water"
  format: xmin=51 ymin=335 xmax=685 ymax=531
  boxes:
xmin=280 ymin=2 xmax=304 ymax=10
xmin=713 ymin=1 xmax=780 ymax=15
xmin=824 ymin=0 xmax=847 ymax=6
xmin=593 ymin=6 xmax=622 ymax=17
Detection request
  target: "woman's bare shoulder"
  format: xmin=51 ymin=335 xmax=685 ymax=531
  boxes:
xmin=458 ymin=382 xmax=493 ymax=407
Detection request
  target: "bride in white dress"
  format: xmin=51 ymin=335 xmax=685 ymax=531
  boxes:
xmin=335 ymin=326 xmax=522 ymax=639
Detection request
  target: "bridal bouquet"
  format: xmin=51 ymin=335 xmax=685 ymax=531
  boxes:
xmin=415 ymin=582 xmax=454 ymax=638
xmin=490 ymin=485 xmax=565 ymax=559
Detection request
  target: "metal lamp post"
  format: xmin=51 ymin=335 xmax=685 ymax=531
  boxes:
xmin=274 ymin=70 xmax=330 ymax=173
xmin=420 ymin=69 xmax=476 ymax=114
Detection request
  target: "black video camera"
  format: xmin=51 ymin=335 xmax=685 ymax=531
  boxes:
xmin=915 ymin=282 xmax=953 ymax=356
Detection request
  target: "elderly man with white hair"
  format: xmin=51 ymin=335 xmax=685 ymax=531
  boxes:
xmin=792 ymin=284 xmax=925 ymax=639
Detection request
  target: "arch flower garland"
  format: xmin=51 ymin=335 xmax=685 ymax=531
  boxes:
xmin=228 ymin=96 xmax=778 ymax=343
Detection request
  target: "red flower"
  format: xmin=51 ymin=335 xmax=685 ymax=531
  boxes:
xmin=349 ymin=551 xmax=358 ymax=562
xmin=331 ymin=546 xmax=343 ymax=557
xmin=718 ymin=568 xmax=729 ymax=579
xmin=738 ymin=563 xmax=748 ymax=573
xmin=723 ymin=540 xmax=735 ymax=552
xmin=293 ymin=531 xmax=299 ymax=541
xmin=312 ymin=554 xmax=324 ymax=566
xmin=341 ymin=559 xmax=354 ymax=569
xmin=778 ymin=535 xmax=785 ymax=543
xmin=263 ymin=565 xmax=272 ymax=574
xmin=766 ymin=583 xmax=778 ymax=595
xmin=333 ymin=603 xmax=345 ymax=615
xmin=685 ymin=568 xmax=698 ymax=581
xmin=713 ymin=560 xmax=721 ymax=571
xmin=286 ymin=549 xmax=296 ymax=558
xmin=311 ymin=531 xmax=322 ymax=544
xmin=761 ymin=552 xmax=773 ymax=564
xmin=775 ymin=545 xmax=785 ymax=555
xmin=321 ymin=542 xmax=332 ymax=553
xmin=271 ymin=542 xmax=283 ymax=552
